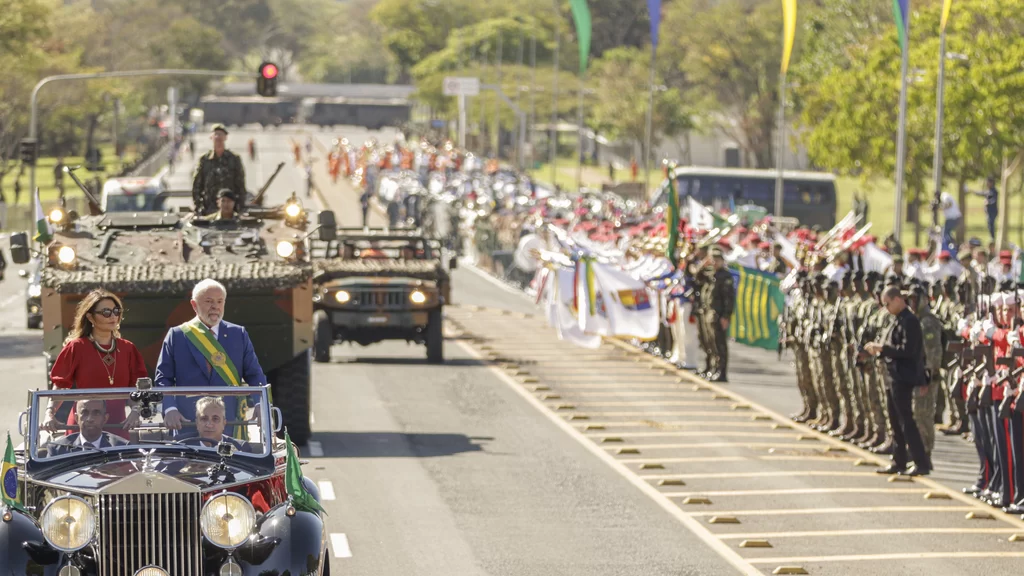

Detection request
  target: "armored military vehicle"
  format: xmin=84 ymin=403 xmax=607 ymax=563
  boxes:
xmin=9 ymin=170 xmax=336 ymax=445
xmin=310 ymin=228 xmax=454 ymax=363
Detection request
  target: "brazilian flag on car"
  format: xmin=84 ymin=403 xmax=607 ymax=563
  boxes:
xmin=2 ymin=433 xmax=24 ymax=511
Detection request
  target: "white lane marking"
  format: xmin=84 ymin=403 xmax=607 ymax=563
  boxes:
xmin=308 ymin=440 xmax=324 ymax=457
xmin=461 ymin=261 xmax=535 ymax=300
xmin=455 ymin=340 xmax=762 ymax=576
xmin=317 ymin=480 xmax=336 ymax=500
xmin=0 ymin=294 xmax=21 ymax=308
xmin=330 ymin=533 xmax=352 ymax=558
xmin=310 ymin=411 xmax=316 ymax=424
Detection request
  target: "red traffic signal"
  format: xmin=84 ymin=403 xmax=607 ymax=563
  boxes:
xmin=257 ymin=62 xmax=279 ymax=97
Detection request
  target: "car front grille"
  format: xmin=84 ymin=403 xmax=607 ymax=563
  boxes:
xmin=98 ymin=492 xmax=203 ymax=576
xmin=352 ymin=289 xmax=408 ymax=309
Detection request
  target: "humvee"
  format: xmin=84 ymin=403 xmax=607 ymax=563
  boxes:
xmin=310 ymin=228 xmax=454 ymax=363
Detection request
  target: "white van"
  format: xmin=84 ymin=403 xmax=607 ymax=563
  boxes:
xmin=101 ymin=177 xmax=167 ymax=212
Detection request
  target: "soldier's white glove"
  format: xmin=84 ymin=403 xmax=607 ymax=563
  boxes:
xmin=969 ymin=323 xmax=983 ymax=344
xmin=1009 ymin=330 xmax=1021 ymax=348
xmin=957 ymin=318 xmax=970 ymax=333
xmin=982 ymin=318 xmax=996 ymax=340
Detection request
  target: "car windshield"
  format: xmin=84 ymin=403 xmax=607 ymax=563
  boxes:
xmin=28 ymin=387 xmax=273 ymax=461
xmin=105 ymin=191 xmax=166 ymax=212
xmin=340 ymin=238 xmax=428 ymax=260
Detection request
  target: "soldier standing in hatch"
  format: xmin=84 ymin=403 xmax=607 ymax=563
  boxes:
xmin=192 ymin=124 xmax=246 ymax=216
xmin=708 ymin=249 xmax=735 ymax=383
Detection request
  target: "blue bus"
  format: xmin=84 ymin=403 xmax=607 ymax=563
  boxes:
xmin=654 ymin=167 xmax=838 ymax=229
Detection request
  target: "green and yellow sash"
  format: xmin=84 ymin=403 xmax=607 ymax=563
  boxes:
xmin=181 ymin=318 xmax=248 ymax=441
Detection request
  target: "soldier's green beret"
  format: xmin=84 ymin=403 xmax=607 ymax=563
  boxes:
xmin=211 ymin=123 xmax=229 ymax=134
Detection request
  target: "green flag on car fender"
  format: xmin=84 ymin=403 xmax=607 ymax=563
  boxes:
xmin=285 ymin=432 xmax=326 ymax=514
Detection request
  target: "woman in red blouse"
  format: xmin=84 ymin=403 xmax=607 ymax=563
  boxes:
xmin=44 ymin=289 xmax=148 ymax=435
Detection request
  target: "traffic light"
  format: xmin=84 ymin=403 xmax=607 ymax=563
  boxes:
xmin=20 ymin=138 xmax=37 ymax=166
xmin=257 ymin=62 xmax=279 ymax=97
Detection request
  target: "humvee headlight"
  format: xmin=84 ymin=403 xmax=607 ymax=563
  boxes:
xmin=40 ymin=495 xmax=95 ymax=552
xmin=28 ymin=284 xmax=41 ymax=298
xmin=48 ymin=208 xmax=65 ymax=224
xmin=410 ymin=290 xmax=427 ymax=304
xmin=335 ymin=290 xmax=351 ymax=303
xmin=57 ymin=246 xmax=76 ymax=265
xmin=200 ymin=493 xmax=256 ymax=549
xmin=284 ymin=202 xmax=302 ymax=219
xmin=276 ymin=240 xmax=295 ymax=258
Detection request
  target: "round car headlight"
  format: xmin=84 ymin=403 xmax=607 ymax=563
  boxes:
xmin=335 ymin=290 xmax=351 ymax=303
xmin=276 ymin=240 xmax=295 ymax=258
xmin=28 ymin=284 xmax=42 ymax=298
xmin=284 ymin=202 xmax=302 ymax=219
xmin=200 ymin=493 xmax=256 ymax=549
xmin=410 ymin=290 xmax=427 ymax=304
xmin=49 ymin=208 xmax=65 ymax=224
xmin=40 ymin=495 xmax=96 ymax=552
xmin=56 ymin=246 xmax=76 ymax=265
xmin=134 ymin=567 xmax=170 ymax=576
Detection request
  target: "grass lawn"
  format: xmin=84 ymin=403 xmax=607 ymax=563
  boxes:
xmin=527 ymin=157 xmax=1024 ymax=250
xmin=3 ymin=144 xmax=145 ymax=206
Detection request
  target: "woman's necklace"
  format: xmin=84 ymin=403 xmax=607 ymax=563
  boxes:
xmin=90 ymin=336 xmax=117 ymax=385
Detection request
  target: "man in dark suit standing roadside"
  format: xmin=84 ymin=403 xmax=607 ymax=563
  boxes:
xmin=864 ymin=285 xmax=932 ymax=476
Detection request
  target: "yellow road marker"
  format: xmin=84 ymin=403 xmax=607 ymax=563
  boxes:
xmin=658 ymin=479 xmax=686 ymax=486
xmin=568 ymin=415 xmax=589 ymax=420
xmin=739 ymin=540 xmax=772 ymax=548
xmin=752 ymin=415 xmax=772 ymax=421
xmin=601 ymin=437 xmax=624 ymax=443
xmin=580 ymin=411 xmax=765 ymax=418
xmin=617 ymin=448 xmax=641 ymax=455
xmin=771 ymin=567 xmax=808 ymax=575
xmin=709 ymin=516 xmax=741 ymax=524
xmin=640 ymin=463 xmax=665 ymax=470
xmin=924 ymin=492 xmax=952 ymax=500
xmin=731 ymin=404 xmax=752 ymax=411
xmin=967 ymin=511 xmax=995 ymax=520
xmin=582 ymin=431 xmax=797 ymax=439
xmin=602 ymin=442 xmax=826 ymax=451
xmin=528 ymin=385 xmax=551 ymax=392
xmin=550 ymin=391 xmax=710 ymax=398
xmin=640 ymin=471 xmax=879 ymax=480
xmin=555 ymin=404 xmax=576 ymax=410
xmin=688 ymin=506 xmax=972 ymax=518
xmin=664 ymin=487 xmax=926 ymax=498
xmin=563 ymin=400 xmax=724 ymax=407
xmin=683 ymin=497 xmax=712 ymax=505
xmin=718 ymin=527 xmax=1019 ymax=540
xmin=583 ymin=425 xmax=606 ymax=431
xmin=1009 ymin=534 xmax=1024 ymax=542
xmin=621 ymin=456 xmax=748 ymax=465
xmin=541 ymin=394 xmax=562 ymax=400
xmin=520 ymin=377 xmax=540 ymax=383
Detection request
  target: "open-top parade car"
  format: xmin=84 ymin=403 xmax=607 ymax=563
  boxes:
xmin=310 ymin=228 xmax=453 ymax=363
xmin=1 ymin=383 xmax=328 ymax=576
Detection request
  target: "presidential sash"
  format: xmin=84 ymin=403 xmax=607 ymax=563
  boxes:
xmin=181 ymin=318 xmax=248 ymax=440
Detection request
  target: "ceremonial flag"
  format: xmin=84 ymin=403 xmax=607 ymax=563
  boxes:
xmin=592 ymin=262 xmax=659 ymax=341
xmin=781 ymin=0 xmax=797 ymax=74
xmin=648 ymin=0 xmax=663 ymax=52
xmin=940 ymin=0 xmax=953 ymax=32
xmin=284 ymin=432 xmax=326 ymax=514
xmin=727 ymin=265 xmax=785 ymax=351
xmin=569 ymin=0 xmax=592 ymax=75
xmin=666 ymin=173 xmax=680 ymax=262
xmin=892 ymin=0 xmax=910 ymax=52
xmin=33 ymin=189 xmax=51 ymax=244
xmin=553 ymin=267 xmax=602 ymax=348
xmin=2 ymin=433 xmax=23 ymax=511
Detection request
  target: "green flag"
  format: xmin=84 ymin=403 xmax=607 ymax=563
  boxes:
xmin=285 ymin=432 xmax=326 ymax=514
xmin=665 ymin=173 xmax=680 ymax=262
xmin=2 ymin=433 xmax=24 ymax=511
xmin=569 ymin=0 xmax=592 ymax=75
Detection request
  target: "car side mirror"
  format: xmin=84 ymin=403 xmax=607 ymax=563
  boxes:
xmin=271 ymin=407 xmax=283 ymax=433
xmin=318 ymin=211 xmax=337 ymax=242
xmin=449 ymin=256 xmax=458 ymax=270
xmin=9 ymin=232 xmax=30 ymax=264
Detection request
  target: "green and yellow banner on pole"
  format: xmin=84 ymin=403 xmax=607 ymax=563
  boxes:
xmin=728 ymin=265 xmax=785 ymax=351
xmin=781 ymin=0 xmax=797 ymax=74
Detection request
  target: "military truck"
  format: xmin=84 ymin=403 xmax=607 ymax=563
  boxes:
xmin=310 ymin=228 xmax=454 ymax=363
xmin=8 ymin=170 xmax=336 ymax=445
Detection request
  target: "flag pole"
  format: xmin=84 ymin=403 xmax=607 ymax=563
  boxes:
xmin=550 ymin=9 xmax=561 ymax=190
xmin=643 ymin=45 xmax=656 ymax=201
xmin=931 ymin=27 xmax=947 ymax=231
xmin=893 ymin=1 xmax=911 ymax=242
xmin=576 ymin=75 xmax=586 ymax=193
xmin=774 ymin=73 xmax=786 ymax=219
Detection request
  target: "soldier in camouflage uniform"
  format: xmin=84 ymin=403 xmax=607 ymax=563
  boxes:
xmin=192 ymin=124 xmax=247 ymax=216
xmin=809 ymin=277 xmax=842 ymax=432
xmin=788 ymin=272 xmax=819 ymax=422
xmin=822 ymin=278 xmax=854 ymax=436
xmin=912 ymin=285 xmax=942 ymax=456
xmin=859 ymin=272 xmax=892 ymax=450
xmin=841 ymin=272 xmax=869 ymax=440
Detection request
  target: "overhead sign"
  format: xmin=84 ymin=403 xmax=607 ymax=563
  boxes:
xmin=442 ymin=77 xmax=480 ymax=97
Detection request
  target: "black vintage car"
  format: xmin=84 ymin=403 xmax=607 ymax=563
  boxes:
xmin=2 ymin=384 xmax=330 ymax=575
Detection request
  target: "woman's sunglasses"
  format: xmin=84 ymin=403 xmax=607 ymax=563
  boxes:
xmin=90 ymin=307 xmax=122 ymax=318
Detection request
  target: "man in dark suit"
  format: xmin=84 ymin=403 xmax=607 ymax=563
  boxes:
xmin=176 ymin=396 xmax=247 ymax=451
xmin=155 ymin=278 xmax=266 ymax=437
xmin=47 ymin=399 xmax=128 ymax=456
xmin=865 ymin=285 xmax=932 ymax=476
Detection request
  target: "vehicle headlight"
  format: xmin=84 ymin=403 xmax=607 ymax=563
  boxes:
xmin=284 ymin=202 xmax=302 ymax=219
xmin=410 ymin=290 xmax=427 ymax=304
xmin=28 ymin=284 xmax=41 ymax=298
xmin=57 ymin=246 xmax=76 ymax=265
xmin=200 ymin=493 xmax=256 ymax=549
xmin=40 ymin=495 xmax=95 ymax=552
xmin=276 ymin=240 xmax=295 ymax=258
xmin=48 ymin=208 xmax=65 ymax=224
xmin=335 ymin=290 xmax=351 ymax=303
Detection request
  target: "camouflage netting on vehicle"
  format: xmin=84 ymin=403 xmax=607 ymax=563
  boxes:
xmin=42 ymin=262 xmax=312 ymax=294
xmin=313 ymin=259 xmax=443 ymax=281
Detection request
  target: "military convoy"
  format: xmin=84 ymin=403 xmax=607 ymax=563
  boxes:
xmin=9 ymin=171 xmax=336 ymax=445
xmin=310 ymin=228 xmax=453 ymax=363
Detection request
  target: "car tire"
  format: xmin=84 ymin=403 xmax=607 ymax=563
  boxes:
xmin=313 ymin=310 xmax=332 ymax=363
xmin=269 ymin=351 xmax=312 ymax=445
xmin=426 ymin=308 xmax=444 ymax=364
xmin=323 ymin=556 xmax=331 ymax=576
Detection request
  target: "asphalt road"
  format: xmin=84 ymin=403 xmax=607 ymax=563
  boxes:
xmin=2 ymin=125 xmax=1020 ymax=575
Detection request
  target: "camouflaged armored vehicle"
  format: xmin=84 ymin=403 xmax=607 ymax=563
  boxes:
xmin=310 ymin=228 xmax=454 ymax=363
xmin=9 ymin=176 xmax=337 ymax=446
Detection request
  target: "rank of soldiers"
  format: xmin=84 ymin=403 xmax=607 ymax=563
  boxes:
xmin=780 ymin=268 xmax=1024 ymax=515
